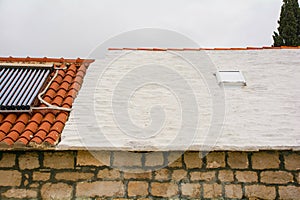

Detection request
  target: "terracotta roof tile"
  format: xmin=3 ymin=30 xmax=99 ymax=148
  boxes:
xmin=30 ymin=136 xmax=43 ymax=145
xmin=57 ymin=68 xmax=66 ymax=77
xmin=38 ymin=121 xmax=52 ymax=133
xmin=52 ymin=96 xmax=64 ymax=106
xmin=44 ymin=137 xmax=58 ymax=146
xmin=69 ymin=64 xmax=77 ymax=73
xmin=49 ymin=81 xmax=60 ymax=92
xmin=33 ymin=129 xmax=47 ymax=139
xmin=16 ymin=114 xmax=29 ymax=123
xmin=62 ymin=75 xmax=73 ymax=84
xmin=70 ymin=82 xmax=81 ymax=92
xmin=50 ymin=121 xmax=65 ymax=134
xmin=66 ymin=90 xmax=77 ymax=99
xmin=56 ymin=89 xmax=67 ymax=99
xmin=0 ymin=132 xmax=6 ymax=141
xmin=62 ymin=97 xmax=73 ymax=108
xmin=66 ymin=69 xmax=76 ymax=78
xmin=56 ymin=112 xmax=68 ymax=124
xmin=61 ymin=82 xmax=71 ymax=91
xmin=1 ymin=138 xmax=14 ymax=146
xmin=19 ymin=130 xmax=34 ymax=141
xmin=0 ymin=122 xmax=14 ymax=136
xmin=53 ymin=75 xmax=64 ymax=85
xmin=3 ymin=114 xmax=18 ymax=124
xmin=78 ymin=64 xmax=87 ymax=73
xmin=24 ymin=122 xmax=39 ymax=133
xmin=41 ymin=113 xmax=55 ymax=124
xmin=46 ymin=131 xmax=60 ymax=141
xmin=74 ymin=76 xmax=83 ymax=85
xmin=44 ymin=88 xmax=57 ymax=100
xmin=10 ymin=122 xmax=27 ymax=134
xmin=76 ymin=71 xmax=85 ymax=79
xmin=7 ymin=130 xmax=20 ymax=141
xmin=0 ymin=57 xmax=94 ymax=148
xmin=30 ymin=113 xmax=44 ymax=125
xmin=15 ymin=138 xmax=29 ymax=146
xmin=0 ymin=114 xmax=4 ymax=123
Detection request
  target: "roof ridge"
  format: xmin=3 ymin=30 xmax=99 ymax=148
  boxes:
xmin=108 ymin=46 xmax=300 ymax=51
xmin=0 ymin=56 xmax=94 ymax=63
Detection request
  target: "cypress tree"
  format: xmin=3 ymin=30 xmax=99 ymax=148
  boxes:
xmin=273 ymin=0 xmax=300 ymax=46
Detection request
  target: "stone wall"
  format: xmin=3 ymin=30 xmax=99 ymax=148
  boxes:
xmin=0 ymin=150 xmax=299 ymax=199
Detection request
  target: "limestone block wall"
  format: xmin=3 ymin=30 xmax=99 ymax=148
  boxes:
xmin=0 ymin=150 xmax=299 ymax=199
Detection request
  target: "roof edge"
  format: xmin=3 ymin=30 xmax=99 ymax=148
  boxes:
xmin=108 ymin=46 xmax=300 ymax=51
xmin=0 ymin=56 xmax=95 ymax=64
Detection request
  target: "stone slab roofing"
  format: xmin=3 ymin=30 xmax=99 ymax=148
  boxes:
xmin=58 ymin=48 xmax=300 ymax=151
xmin=0 ymin=57 xmax=94 ymax=149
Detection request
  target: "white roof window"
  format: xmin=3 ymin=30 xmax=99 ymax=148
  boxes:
xmin=215 ymin=70 xmax=246 ymax=86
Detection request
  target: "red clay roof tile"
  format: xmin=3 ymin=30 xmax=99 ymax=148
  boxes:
xmin=56 ymin=112 xmax=68 ymax=124
xmin=38 ymin=121 xmax=52 ymax=133
xmin=10 ymin=122 xmax=27 ymax=134
xmin=15 ymin=138 xmax=29 ymax=146
xmin=62 ymin=97 xmax=73 ymax=108
xmin=5 ymin=131 xmax=20 ymax=142
xmin=24 ymin=122 xmax=39 ymax=133
xmin=44 ymin=137 xmax=57 ymax=146
xmin=76 ymin=71 xmax=85 ymax=79
xmin=0 ymin=122 xmax=14 ymax=136
xmin=69 ymin=64 xmax=77 ymax=73
xmin=1 ymin=138 xmax=14 ymax=146
xmin=61 ymin=82 xmax=71 ymax=91
xmin=45 ymin=131 xmax=60 ymax=141
xmin=53 ymin=74 xmax=64 ymax=84
xmin=62 ymin=75 xmax=73 ymax=84
xmin=49 ymin=81 xmax=60 ymax=92
xmin=70 ymin=82 xmax=81 ymax=92
xmin=0 ymin=132 xmax=6 ymax=141
xmin=41 ymin=113 xmax=55 ymax=124
xmin=0 ymin=57 xmax=94 ymax=148
xmin=30 ymin=137 xmax=43 ymax=144
xmin=78 ymin=64 xmax=87 ymax=73
xmin=32 ymin=130 xmax=48 ymax=144
xmin=52 ymin=96 xmax=64 ymax=106
xmin=58 ymin=69 xmax=66 ymax=77
xmin=66 ymin=69 xmax=76 ymax=78
xmin=56 ymin=89 xmax=67 ymax=99
xmin=30 ymin=113 xmax=44 ymax=125
xmin=74 ymin=76 xmax=83 ymax=85
xmin=19 ymin=130 xmax=34 ymax=141
xmin=66 ymin=90 xmax=77 ymax=99
xmin=50 ymin=121 xmax=65 ymax=134
xmin=16 ymin=114 xmax=29 ymax=123
xmin=3 ymin=114 xmax=18 ymax=124
xmin=44 ymin=88 xmax=57 ymax=100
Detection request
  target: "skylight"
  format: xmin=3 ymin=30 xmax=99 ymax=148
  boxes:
xmin=215 ymin=70 xmax=246 ymax=86
xmin=0 ymin=63 xmax=52 ymax=112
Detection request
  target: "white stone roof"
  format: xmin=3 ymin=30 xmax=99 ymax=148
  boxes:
xmin=58 ymin=50 xmax=300 ymax=151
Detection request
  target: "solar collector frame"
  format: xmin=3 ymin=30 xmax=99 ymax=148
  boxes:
xmin=0 ymin=63 xmax=53 ymax=112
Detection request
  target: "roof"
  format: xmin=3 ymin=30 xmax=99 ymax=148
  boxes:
xmin=0 ymin=57 xmax=94 ymax=149
xmin=58 ymin=48 xmax=300 ymax=151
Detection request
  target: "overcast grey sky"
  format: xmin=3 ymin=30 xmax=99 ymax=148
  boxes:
xmin=0 ymin=0 xmax=285 ymax=58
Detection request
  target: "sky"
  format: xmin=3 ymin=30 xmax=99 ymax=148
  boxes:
xmin=0 ymin=0 xmax=285 ymax=58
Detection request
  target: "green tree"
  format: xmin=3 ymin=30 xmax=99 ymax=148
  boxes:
xmin=273 ymin=0 xmax=300 ymax=46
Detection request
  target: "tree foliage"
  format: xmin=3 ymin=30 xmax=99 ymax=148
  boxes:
xmin=273 ymin=0 xmax=300 ymax=46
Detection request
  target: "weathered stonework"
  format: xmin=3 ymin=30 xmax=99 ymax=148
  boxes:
xmin=0 ymin=150 xmax=299 ymax=199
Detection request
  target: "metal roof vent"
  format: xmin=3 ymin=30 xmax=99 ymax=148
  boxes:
xmin=0 ymin=63 xmax=52 ymax=112
xmin=215 ymin=70 xmax=246 ymax=86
